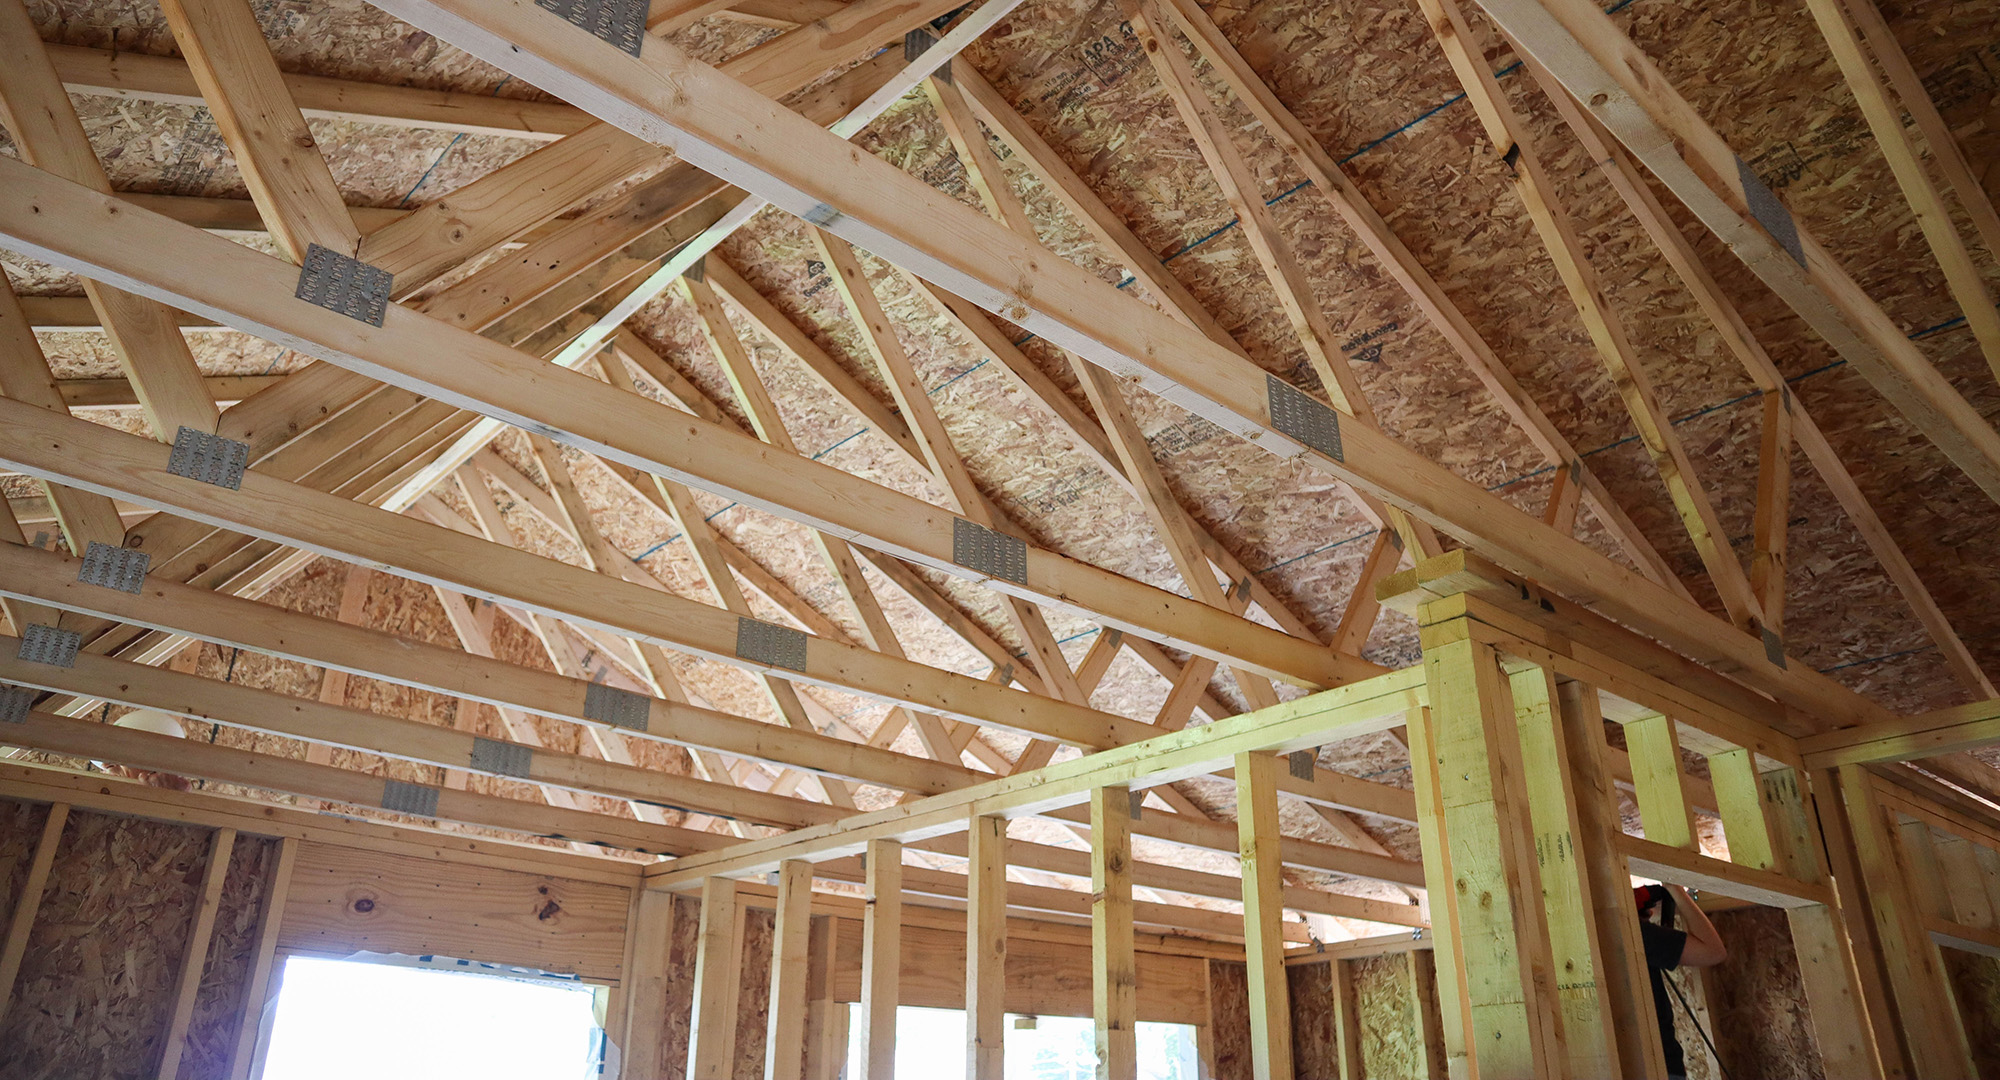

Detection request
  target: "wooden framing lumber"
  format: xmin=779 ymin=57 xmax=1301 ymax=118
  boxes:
xmin=155 ymin=826 xmax=236 ymax=1080
xmin=1802 ymin=697 xmax=2000 ymax=768
xmin=0 ymin=0 xmax=218 ymax=437
xmin=345 ymin=0 xmax=1883 ymax=724
xmin=224 ymin=836 xmax=296 ymax=1080
xmin=1797 ymin=0 xmax=2000 ymax=381
xmin=157 ymin=0 xmax=361 ymax=260
xmin=0 ymin=275 xmax=129 ymax=556
xmin=46 ymin=41 xmax=590 ymax=139
xmin=688 ymin=876 xmax=743 ymax=1080
xmin=1234 ymin=752 xmax=1294 ymax=1080
xmin=767 ymin=860 xmax=815 ymax=1080
xmin=0 ymin=170 xmax=1360 ymax=692
xmin=0 ymin=801 xmax=67 ymax=1023
xmin=1526 ymin=54 xmax=1995 ymax=697
xmin=1413 ymin=0 xmax=1762 ymax=630
xmin=858 ymin=838 xmax=901 ymax=1080
xmin=1468 ymin=0 xmax=2000 ymax=504
xmin=1091 ymin=785 xmax=1138 ymax=1080
xmin=965 ymin=813 xmax=1007 ymax=1080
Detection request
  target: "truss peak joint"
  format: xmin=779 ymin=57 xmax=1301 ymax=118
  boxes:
xmin=166 ymin=427 xmax=250 ymax=490
xmin=1735 ymin=157 xmax=1805 ymax=267
xmin=0 ymin=684 xmax=31 ymax=724
xmin=535 ymin=0 xmax=647 ymax=57
xmin=952 ymin=517 xmax=1028 ymax=584
xmin=77 ymin=541 xmax=150 ymax=594
xmin=296 ymin=243 xmax=395 ymax=327
xmin=736 ymin=616 xmax=809 ymax=672
xmin=583 ymin=681 xmax=652 ymax=731
xmin=17 ymin=625 xmax=81 ymax=669
xmin=1266 ymin=374 xmax=1343 ymax=461
xmin=381 ymin=778 xmax=442 ymax=817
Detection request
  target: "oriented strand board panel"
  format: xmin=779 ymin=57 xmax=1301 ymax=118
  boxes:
xmin=278 ymin=841 xmax=631 ymax=981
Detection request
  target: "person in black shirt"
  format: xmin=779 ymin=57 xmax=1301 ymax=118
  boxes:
xmin=1636 ymin=882 xmax=1728 ymax=1080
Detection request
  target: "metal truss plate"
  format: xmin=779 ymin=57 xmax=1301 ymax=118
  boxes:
xmin=1289 ymin=749 xmax=1317 ymax=781
xmin=0 ymin=685 xmax=31 ymax=725
xmin=536 ymin=0 xmax=646 ymax=57
xmin=296 ymin=243 xmax=394 ymax=326
xmin=18 ymin=624 xmax=80 ymax=668
xmin=469 ymin=736 xmax=534 ymax=779
xmin=1762 ymin=627 xmax=1788 ymax=669
xmin=167 ymin=427 xmax=250 ymax=490
xmin=1737 ymin=157 xmax=1805 ymax=267
xmin=583 ymin=681 xmax=651 ymax=732
xmin=1267 ymin=375 xmax=1343 ymax=461
xmin=952 ymin=517 xmax=1027 ymax=585
xmin=736 ymin=617 xmax=808 ymax=673
xmin=77 ymin=541 xmax=149 ymax=594
xmin=381 ymin=779 xmax=441 ymax=817
xmin=905 ymin=27 xmax=952 ymax=83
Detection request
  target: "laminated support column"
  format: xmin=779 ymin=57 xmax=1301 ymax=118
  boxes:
xmin=1413 ymin=609 xmax=1565 ymax=1079
xmin=1826 ymin=765 xmax=1976 ymax=1077
xmin=858 ymin=838 xmax=902 ymax=1080
xmin=1508 ymin=665 xmax=1622 ymax=1076
xmin=1552 ymin=679 xmax=1668 ymax=1078
xmin=1093 ymin=785 xmax=1138 ymax=1080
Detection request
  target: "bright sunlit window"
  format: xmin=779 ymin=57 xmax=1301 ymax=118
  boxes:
xmin=844 ymin=1005 xmax=1201 ymax=1079
xmin=258 ymin=956 xmax=603 ymax=1080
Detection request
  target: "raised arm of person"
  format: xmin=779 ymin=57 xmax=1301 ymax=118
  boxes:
xmin=1667 ymin=884 xmax=1727 ymax=967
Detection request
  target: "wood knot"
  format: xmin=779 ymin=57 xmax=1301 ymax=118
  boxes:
xmin=352 ymin=897 xmax=375 ymax=913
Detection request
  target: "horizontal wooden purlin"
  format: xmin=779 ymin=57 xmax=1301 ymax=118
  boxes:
xmin=364 ymin=0 xmax=1884 ymax=731
xmin=0 ymin=401 xmax=1189 ymax=753
xmin=24 ymin=297 xmax=224 ymax=331
xmin=1870 ymin=767 xmax=2000 ymax=852
xmin=1384 ymin=549 xmax=1875 ymax=738
xmin=8 ymin=707 xmax=725 ymax=856
xmin=1801 ymin=698 xmax=2000 ymax=769
xmin=0 ymin=163 xmax=1355 ymax=691
xmin=54 ymin=373 xmax=281 ymax=407
xmin=1617 ymin=834 xmax=1831 ymax=909
xmin=645 ymin=668 xmax=1425 ymax=887
xmin=0 ymin=542 xmax=978 ymax=796
xmin=0 ymin=636 xmax=848 ymax=831
xmin=46 ymin=42 xmax=591 ymax=140
xmin=1928 ymin=918 xmax=2000 ymax=961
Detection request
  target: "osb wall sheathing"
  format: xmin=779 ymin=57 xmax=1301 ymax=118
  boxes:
xmin=1702 ymin=906 xmax=1825 ymax=1080
xmin=1942 ymin=946 xmax=2000 ymax=1080
xmin=0 ymin=805 xmax=267 ymax=1080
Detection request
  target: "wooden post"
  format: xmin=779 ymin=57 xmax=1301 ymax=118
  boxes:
xmin=1331 ymin=957 xmax=1365 ymax=1080
xmin=1234 ymin=751 xmax=1294 ymax=1080
xmin=688 ymin=876 xmax=742 ymax=1080
xmin=226 ymin=837 xmax=298 ymax=1080
xmin=157 ymin=826 xmax=236 ymax=1080
xmin=1710 ymin=759 xmax=1881 ymax=1077
xmin=860 ymin=838 xmax=901 ymax=1080
xmin=1834 ymin=765 xmax=1976 ymax=1078
xmin=1509 ymin=666 xmax=1620 ymax=1077
xmin=1092 ymin=785 xmax=1137 ymax=1080
xmin=0 ymin=802 xmax=68 ymax=1023
xmin=803 ymin=916 xmax=847 ymax=1080
xmin=967 ymin=814 xmax=1008 ymax=1080
xmin=1418 ymin=630 xmax=1563 ymax=1079
xmin=620 ymin=887 xmax=679 ymax=1079
xmin=1553 ymin=680 xmax=1666 ymax=1079
xmin=767 ymin=860 xmax=815 ymax=1080
xmin=1403 ymin=705 xmax=1471 ymax=1080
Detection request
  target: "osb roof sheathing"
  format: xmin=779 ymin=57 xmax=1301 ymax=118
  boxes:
xmin=1 ymin=0 xmax=1996 ymax=866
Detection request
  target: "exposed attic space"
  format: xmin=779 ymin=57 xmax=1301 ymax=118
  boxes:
xmin=0 ymin=0 xmax=1998 ymax=1075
